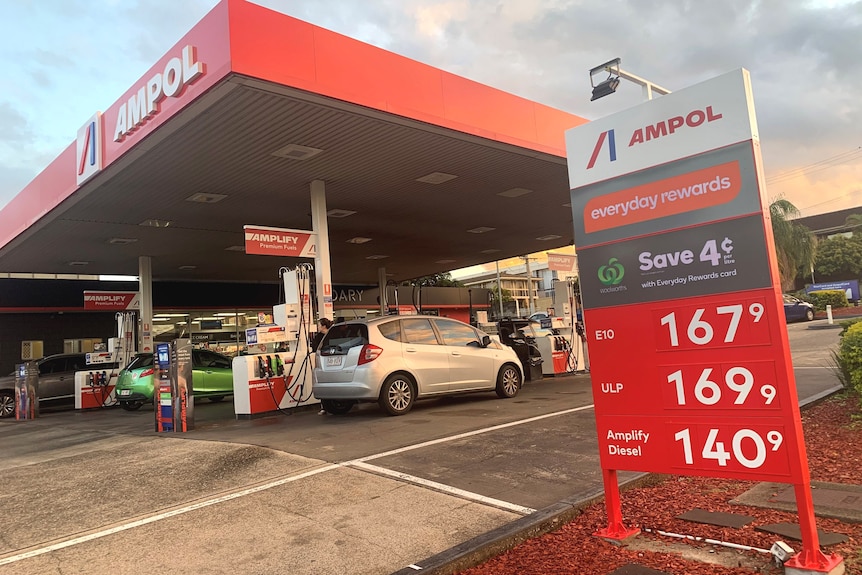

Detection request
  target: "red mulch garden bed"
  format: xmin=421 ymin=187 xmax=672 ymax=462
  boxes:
xmin=458 ymin=392 xmax=862 ymax=575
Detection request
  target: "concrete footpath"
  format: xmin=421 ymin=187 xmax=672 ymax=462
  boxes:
xmin=0 ymin=321 xmax=845 ymax=574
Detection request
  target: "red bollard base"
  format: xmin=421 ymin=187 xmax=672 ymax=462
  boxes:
xmin=784 ymin=552 xmax=844 ymax=575
xmin=593 ymin=524 xmax=641 ymax=545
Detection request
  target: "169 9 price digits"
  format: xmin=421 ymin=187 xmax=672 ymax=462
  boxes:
xmin=661 ymin=361 xmax=779 ymax=410
xmin=655 ymin=298 xmax=771 ymax=351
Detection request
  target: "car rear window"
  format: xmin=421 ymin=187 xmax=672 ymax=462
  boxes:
xmin=125 ymin=354 xmax=153 ymax=370
xmin=377 ymin=320 xmax=402 ymax=342
xmin=320 ymin=324 xmax=369 ymax=355
xmin=402 ymin=318 xmax=439 ymax=345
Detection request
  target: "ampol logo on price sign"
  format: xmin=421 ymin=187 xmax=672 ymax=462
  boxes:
xmin=566 ymin=69 xmax=841 ymax=572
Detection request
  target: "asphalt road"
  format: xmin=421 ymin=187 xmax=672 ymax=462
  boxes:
xmin=0 ymin=319 xmax=845 ymax=574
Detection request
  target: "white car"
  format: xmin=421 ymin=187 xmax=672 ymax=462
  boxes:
xmin=313 ymin=316 xmax=524 ymax=416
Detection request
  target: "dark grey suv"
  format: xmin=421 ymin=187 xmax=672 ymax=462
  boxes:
xmin=0 ymin=353 xmax=88 ymax=418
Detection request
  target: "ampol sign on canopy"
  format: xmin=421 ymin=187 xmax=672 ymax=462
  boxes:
xmin=566 ymin=69 xmax=841 ymax=572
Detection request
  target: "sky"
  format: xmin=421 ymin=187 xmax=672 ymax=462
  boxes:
xmin=1 ymin=0 xmax=861 ymax=277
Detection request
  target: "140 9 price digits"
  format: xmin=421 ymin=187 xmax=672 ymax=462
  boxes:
xmin=674 ymin=427 xmax=785 ymax=471
xmin=656 ymin=299 xmax=771 ymax=350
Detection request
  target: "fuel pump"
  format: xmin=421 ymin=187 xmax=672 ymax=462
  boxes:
xmin=233 ymin=265 xmax=319 ymax=418
xmin=74 ymin=311 xmax=137 ymax=409
xmin=154 ymin=339 xmax=193 ymax=432
xmin=14 ymin=362 xmax=39 ymax=420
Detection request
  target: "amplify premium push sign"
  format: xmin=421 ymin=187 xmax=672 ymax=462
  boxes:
xmin=243 ymin=225 xmax=317 ymax=258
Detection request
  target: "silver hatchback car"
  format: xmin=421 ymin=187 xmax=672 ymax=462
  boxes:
xmin=313 ymin=316 xmax=524 ymax=416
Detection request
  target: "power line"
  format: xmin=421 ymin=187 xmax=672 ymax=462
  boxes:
xmin=766 ymin=146 xmax=862 ymax=185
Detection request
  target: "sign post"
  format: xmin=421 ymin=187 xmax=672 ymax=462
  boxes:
xmin=565 ymin=69 xmax=841 ymax=573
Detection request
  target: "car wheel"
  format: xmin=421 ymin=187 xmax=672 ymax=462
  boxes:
xmin=120 ymin=400 xmax=144 ymax=411
xmin=378 ymin=374 xmax=415 ymax=416
xmin=321 ymin=399 xmax=356 ymax=415
xmin=806 ymin=309 xmax=815 ymax=321
xmin=208 ymin=396 xmax=225 ymax=403
xmin=496 ymin=364 xmax=522 ymax=398
xmin=0 ymin=390 xmax=15 ymax=418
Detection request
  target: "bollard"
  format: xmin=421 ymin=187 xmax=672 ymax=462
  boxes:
xmin=826 ymin=304 xmax=833 ymax=324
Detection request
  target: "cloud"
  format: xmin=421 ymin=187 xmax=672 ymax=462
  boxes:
xmin=1 ymin=0 xmax=861 ymax=218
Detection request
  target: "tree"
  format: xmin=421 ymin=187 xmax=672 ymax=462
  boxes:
xmin=844 ymin=213 xmax=862 ymax=233
xmin=489 ymin=286 xmax=513 ymax=305
xmin=813 ymin=235 xmax=862 ymax=278
xmin=770 ymin=199 xmax=817 ymax=290
xmin=409 ymin=272 xmax=463 ymax=287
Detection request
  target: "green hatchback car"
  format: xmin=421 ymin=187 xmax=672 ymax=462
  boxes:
xmin=115 ymin=349 xmax=234 ymax=411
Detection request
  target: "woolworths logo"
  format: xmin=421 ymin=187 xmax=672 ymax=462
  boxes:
xmin=598 ymin=258 xmax=625 ymax=285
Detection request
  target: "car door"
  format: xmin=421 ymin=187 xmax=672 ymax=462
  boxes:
xmin=195 ymin=350 xmax=233 ymax=394
xmin=433 ymin=319 xmax=494 ymax=391
xmin=400 ymin=318 xmax=450 ymax=394
xmin=37 ymin=356 xmax=75 ymax=403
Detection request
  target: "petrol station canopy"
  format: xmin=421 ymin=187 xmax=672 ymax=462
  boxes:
xmin=0 ymin=0 xmax=586 ymax=286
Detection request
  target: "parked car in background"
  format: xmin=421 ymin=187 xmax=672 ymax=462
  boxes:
xmin=115 ymin=349 xmax=234 ymax=411
xmin=0 ymin=353 xmax=88 ymax=418
xmin=783 ymin=294 xmax=815 ymax=322
xmin=313 ymin=316 xmax=523 ymax=416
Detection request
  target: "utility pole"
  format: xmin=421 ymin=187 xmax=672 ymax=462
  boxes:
xmin=521 ymin=256 xmax=536 ymax=316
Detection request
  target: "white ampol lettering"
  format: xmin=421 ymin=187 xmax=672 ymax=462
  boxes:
xmin=113 ymin=45 xmax=204 ymax=142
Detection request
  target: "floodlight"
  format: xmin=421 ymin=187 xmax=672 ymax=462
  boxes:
xmin=589 ymin=58 xmax=622 ymax=102
xmin=588 ymin=57 xmax=671 ymax=101
xmin=591 ymin=77 xmax=620 ymax=101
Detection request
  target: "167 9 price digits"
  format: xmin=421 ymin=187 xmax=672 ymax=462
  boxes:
xmin=656 ymin=300 xmax=770 ymax=350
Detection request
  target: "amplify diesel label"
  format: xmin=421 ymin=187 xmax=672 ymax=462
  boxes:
xmin=578 ymin=214 xmax=771 ymax=310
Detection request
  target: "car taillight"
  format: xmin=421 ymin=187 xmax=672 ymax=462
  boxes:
xmin=139 ymin=368 xmax=155 ymax=378
xmin=357 ymin=344 xmax=383 ymax=366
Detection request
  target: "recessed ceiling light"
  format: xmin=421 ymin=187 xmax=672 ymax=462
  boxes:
xmin=536 ymin=234 xmax=562 ymax=241
xmin=467 ymin=227 xmax=496 ymax=234
xmin=224 ymin=245 xmax=245 ymax=252
xmin=498 ymin=188 xmax=533 ymax=198
xmin=347 ymin=237 xmax=372 ymax=244
xmin=186 ymin=192 xmax=228 ymax=204
xmin=139 ymin=219 xmax=172 ymax=228
xmin=365 ymin=255 xmax=389 ymax=260
xmin=416 ymin=172 xmax=458 ymax=184
xmin=435 ymin=259 xmax=456 ymax=264
xmin=108 ymin=237 xmax=138 ymax=245
xmin=178 ymin=265 xmax=197 ymax=270
xmin=68 ymin=261 xmax=89 ymax=266
xmin=327 ymin=209 xmax=357 ymax=218
xmin=480 ymin=249 xmax=501 ymax=254
xmin=271 ymin=144 xmax=324 ymax=161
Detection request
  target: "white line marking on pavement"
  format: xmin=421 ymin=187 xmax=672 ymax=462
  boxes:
xmin=0 ymin=464 xmax=340 ymax=566
xmin=0 ymin=404 xmax=594 ymax=566
xmin=351 ymin=461 xmax=537 ymax=515
xmin=356 ymin=404 xmax=596 ymax=464
xmin=407 ymin=565 xmax=423 ymax=570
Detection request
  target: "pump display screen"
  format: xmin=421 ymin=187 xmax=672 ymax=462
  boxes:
xmin=157 ymin=344 xmax=170 ymax=366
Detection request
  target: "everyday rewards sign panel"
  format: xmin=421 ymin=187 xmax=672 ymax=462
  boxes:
xmin=569 ymin=141 xmax=762 ymax=249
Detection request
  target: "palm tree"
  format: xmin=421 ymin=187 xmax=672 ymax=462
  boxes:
xmin=770 ymin=199 xmax=817 ymax=291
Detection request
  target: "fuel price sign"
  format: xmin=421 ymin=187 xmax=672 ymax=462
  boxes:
xmin=565 ymin=69 xmax=841 ymax=572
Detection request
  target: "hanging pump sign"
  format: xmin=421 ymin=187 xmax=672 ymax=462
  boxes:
xmin=547 ymin=252 xmax=577 ymax=273
xmin=83 ymin=291 xmax=140 ymax=311
xmin=243 ymin=225 xmax=317 ymax=258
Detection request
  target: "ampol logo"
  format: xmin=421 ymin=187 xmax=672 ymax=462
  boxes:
xmin=76 ymin=112 xmax=103 ymax=185
xmin=598 ymin=258 xmax=625 ymax=286
xmin=586 ymin=129 xmax=616 ymax=169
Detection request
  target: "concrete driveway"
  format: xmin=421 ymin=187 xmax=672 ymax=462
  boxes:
xmin=0 ymin=320 xmax=843 ymax=574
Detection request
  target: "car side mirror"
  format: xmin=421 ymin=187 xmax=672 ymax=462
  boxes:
xmin=481 ymin=335 xmax=491 ymax=348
